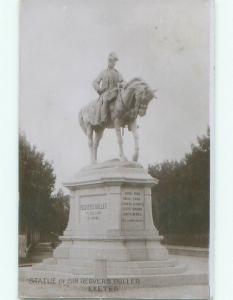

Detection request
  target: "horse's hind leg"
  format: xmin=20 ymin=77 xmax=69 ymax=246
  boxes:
xmin=93 ymin=128 xmax=104 ymax=163
xmin=87 ymin=126 xmax=94 ymax=163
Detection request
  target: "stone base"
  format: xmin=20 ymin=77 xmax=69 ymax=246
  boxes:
xmin=21 ymin=160 xmax=208 ymax=292
xmin=33 ymin=256 xmax=185 ymax=275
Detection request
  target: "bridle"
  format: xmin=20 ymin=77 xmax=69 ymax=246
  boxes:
xmin=117 ymin=86 xmax=143 ymax=115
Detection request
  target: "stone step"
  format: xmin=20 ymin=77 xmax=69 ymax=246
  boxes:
xmin=108 ymin=264 xmax=186 ymax=276
xmin=55 ymin=258 xmax=176 ymax=269
xmin=109 ymin=259 xmax=177 ymax=268
xmin=71 ymin=266 xmax=93 ymax=275
xmin=57 ymin=258 xmax=92 ymax=267
xmin=43 ymin=258 xmax=57 ymax=264
xmin=70 ymin=264 xmax=186 ymax=276
xmin=33 ymin=263 xmax=72 ymax=273
xmin=33 ymin=261 xmax=185 ymax=277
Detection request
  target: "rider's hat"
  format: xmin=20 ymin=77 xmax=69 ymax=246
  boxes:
xmin=108 ymin=52 xmax=119 ymax=61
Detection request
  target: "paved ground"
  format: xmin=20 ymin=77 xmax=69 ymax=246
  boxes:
xmin=171 ymin=254 xmax=208 ymax=274
xmin=18 ymin=254 xmax=209 ymax=299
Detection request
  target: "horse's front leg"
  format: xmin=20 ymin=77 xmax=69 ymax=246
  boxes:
xmin=114 ymin=119 xmax=127 ymax=161
xmin=93 ymin=128 xmax=104 ymax=163
xmin=130 ymin=120 xmax=139 ymax=162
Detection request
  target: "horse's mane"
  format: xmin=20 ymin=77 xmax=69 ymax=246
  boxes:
xmin=123 ymin=78 xmax=149 ymax=107
xmin=124 ymin=77 xmax=147 ymax=90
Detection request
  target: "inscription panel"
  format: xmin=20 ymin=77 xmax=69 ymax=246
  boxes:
xmin=79 ymin=194 xmax=107 ymax=224
xmin=121 ymin=188 xmax=144 ymax=230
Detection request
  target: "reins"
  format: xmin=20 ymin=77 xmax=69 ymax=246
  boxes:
xmin=117 ymin=85 xmax=143 ymax=121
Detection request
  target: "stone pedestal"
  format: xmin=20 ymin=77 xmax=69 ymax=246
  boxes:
xmin=51 ymin=159 xmax=169 ymax=270
xmin=27 ymin=159 xmax=208 ymax=288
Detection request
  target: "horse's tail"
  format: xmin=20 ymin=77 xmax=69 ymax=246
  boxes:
xmin=78 ymin=109 xmax=87 ymax=135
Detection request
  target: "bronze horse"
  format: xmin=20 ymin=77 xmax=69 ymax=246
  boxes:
xmin=79 ymin=78 xmax=156 ymax=163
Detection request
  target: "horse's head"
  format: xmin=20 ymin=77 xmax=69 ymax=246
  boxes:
xmin=122 ymin=78 xmax=157 ymax=120
xmin=134 ymin=84 xmax=156 ymax=117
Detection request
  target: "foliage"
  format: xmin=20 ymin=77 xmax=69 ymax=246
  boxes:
xmin=149 ymin=129 xmax=210 ymax=246
xmin=19 ymin=134 xmax=69 ymax=236
xmin=50 ymin=189 xmax=69 ymax=236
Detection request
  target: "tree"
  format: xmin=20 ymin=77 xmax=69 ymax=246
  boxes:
xmin=19 ymin=134 xmax=56 ymax=234
xmin=50 ymin=189 xmax=69 ymax=236
xmin=149 ymin=129 xmax=210 ymax=246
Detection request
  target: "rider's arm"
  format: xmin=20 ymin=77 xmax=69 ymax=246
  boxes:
xmin=93 ymin=71 xmax=103 ymax=94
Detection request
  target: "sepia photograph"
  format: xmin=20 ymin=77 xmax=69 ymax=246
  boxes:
xmin=18 ymin=0 xmax=213 ymax=298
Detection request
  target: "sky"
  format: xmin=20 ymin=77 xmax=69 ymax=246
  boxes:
xmin=20 ymin=0 xmax=211 ymax=192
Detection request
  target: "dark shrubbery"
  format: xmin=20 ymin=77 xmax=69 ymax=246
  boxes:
xmin=19 ymin=134 xmax=69 ymax=238
xmin=149 ymin=130 xmax=210 ymax=247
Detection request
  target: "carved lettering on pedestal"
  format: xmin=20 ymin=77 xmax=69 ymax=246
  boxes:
xmin=121 ymin=189 xmax=144 ymax=230
xmin=80 ymin=195 xmax=107 ymax=222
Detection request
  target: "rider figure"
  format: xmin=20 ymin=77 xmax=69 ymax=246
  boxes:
xmin=93 ymin=52 xmax=125 ymax=126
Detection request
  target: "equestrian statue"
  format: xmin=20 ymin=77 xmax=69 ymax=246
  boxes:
xmin=79 ymin=52 xmax=157 ymax=163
